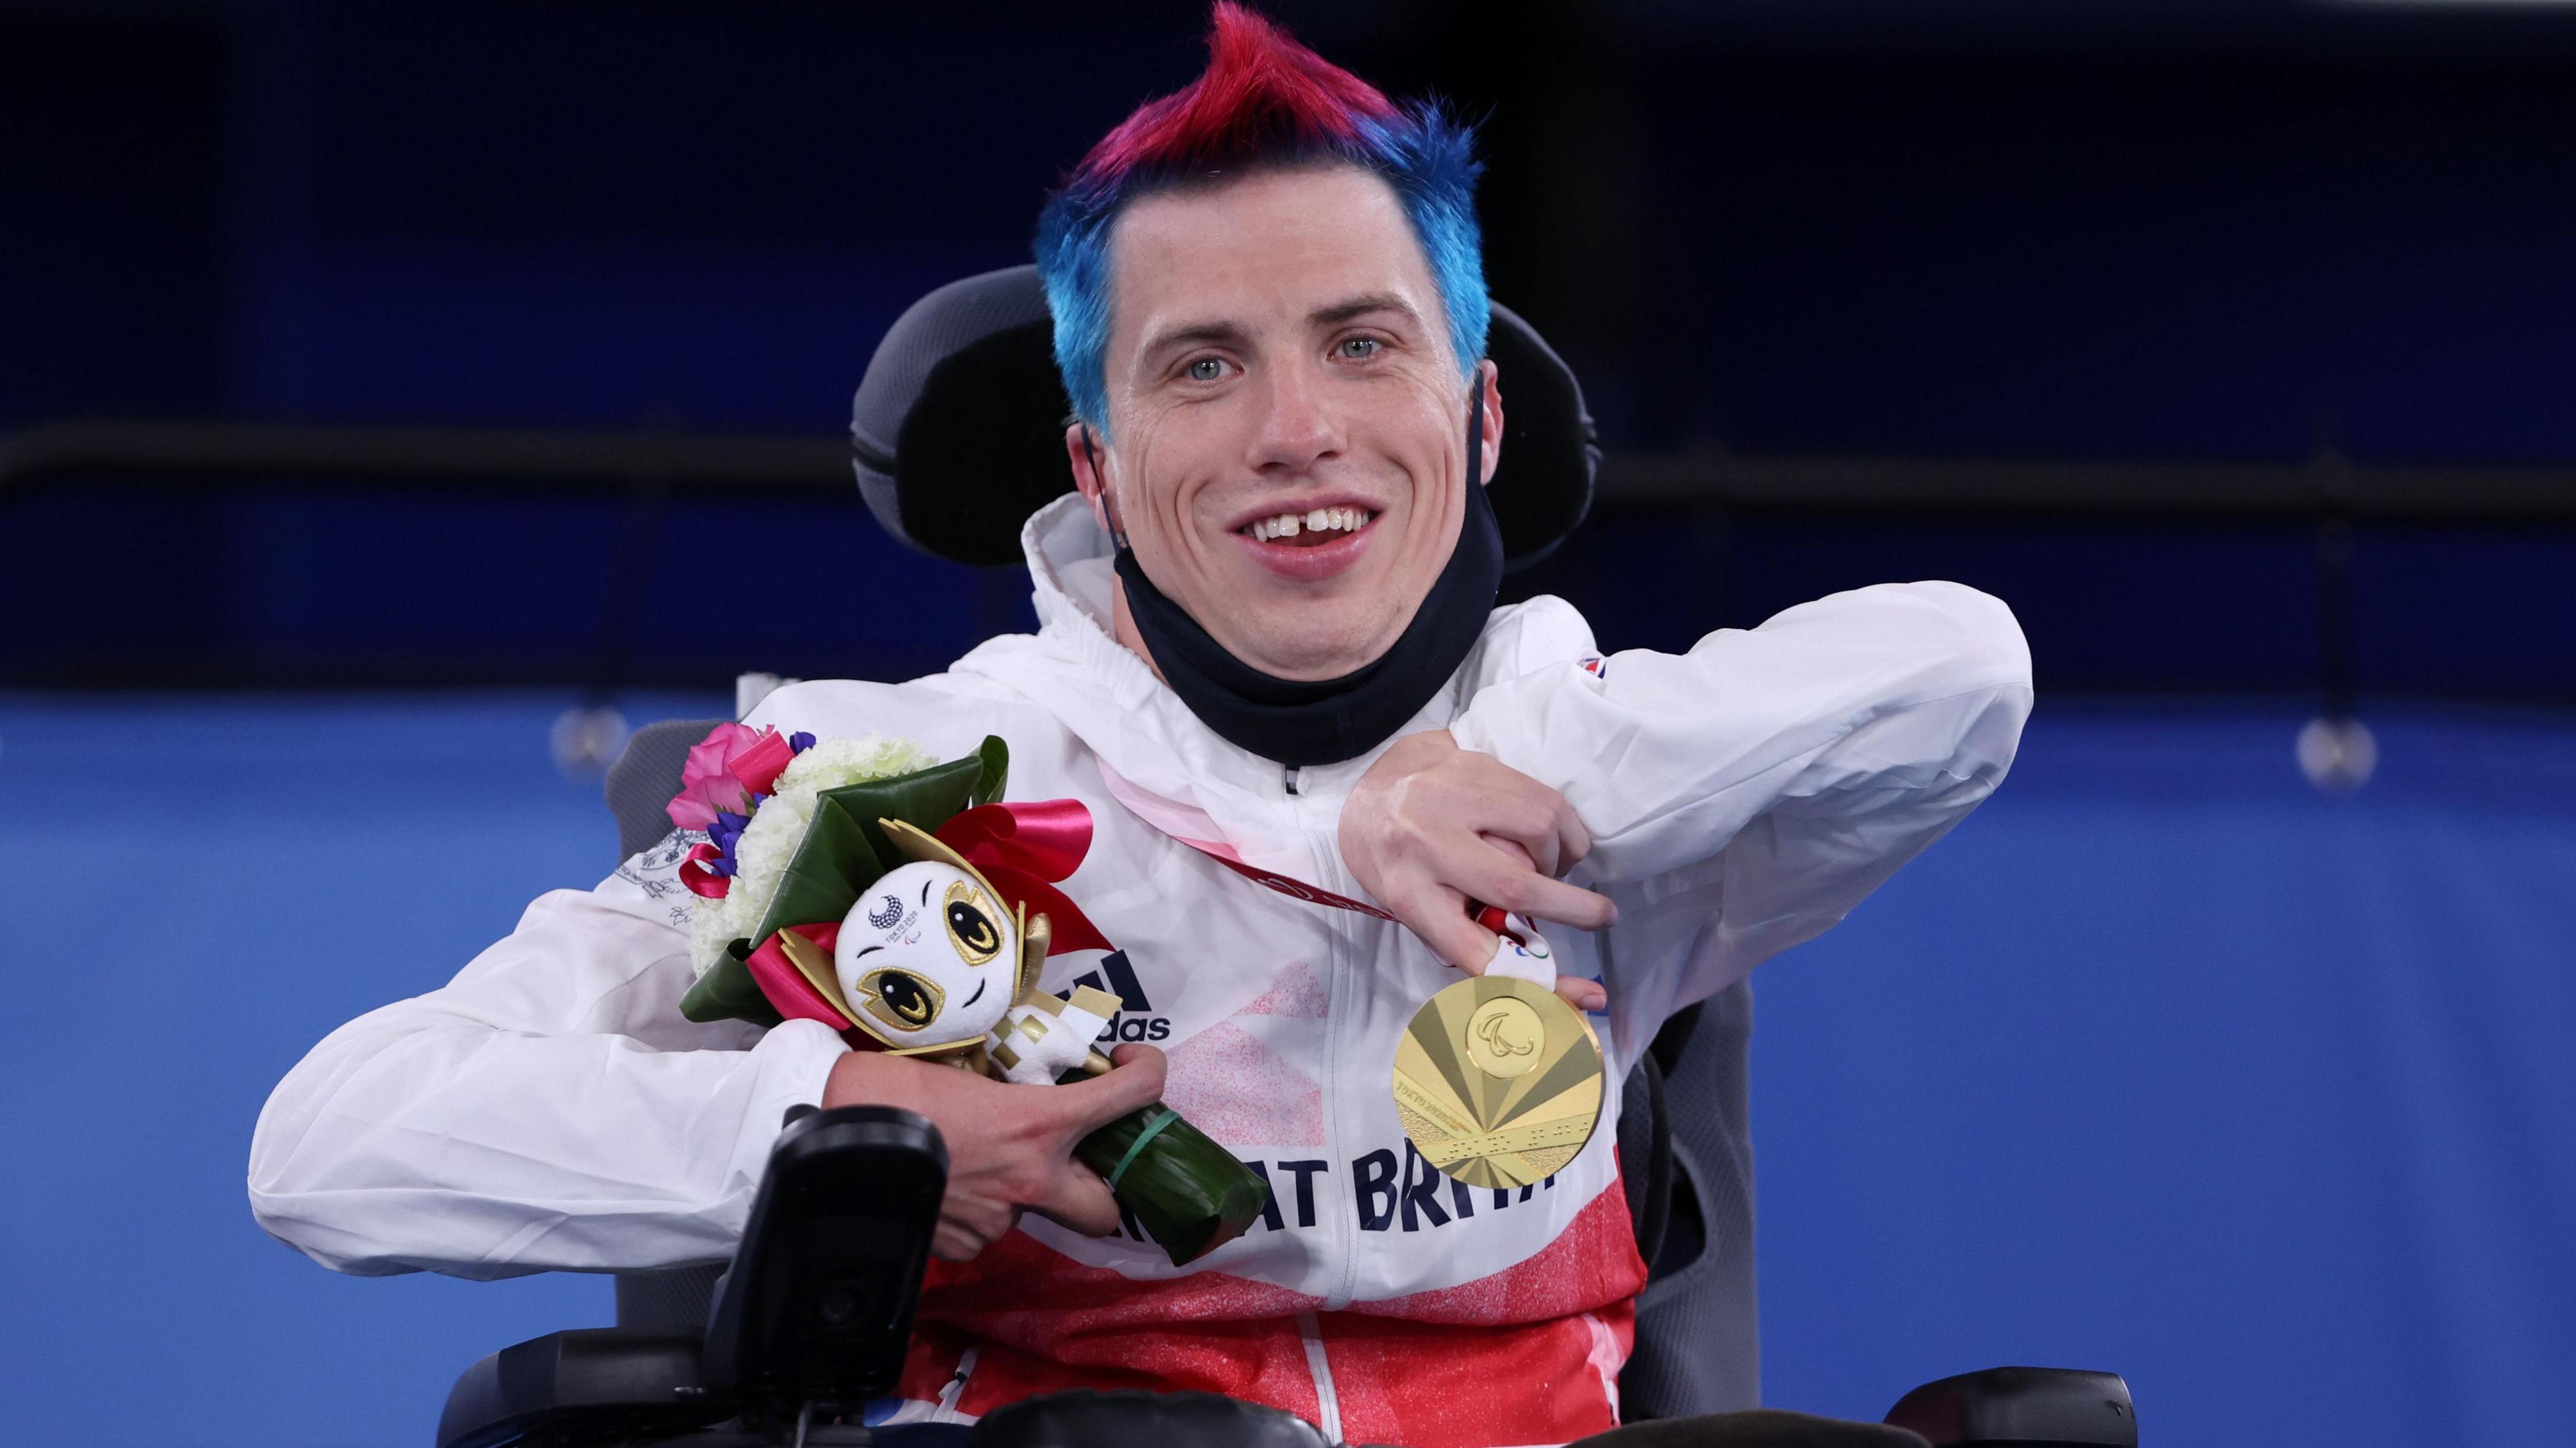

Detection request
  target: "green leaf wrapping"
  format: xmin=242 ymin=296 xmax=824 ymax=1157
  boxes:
xmin=680 ymin=938 xmax=781 ymax=1026
xmin=745 ymin=795 xmax=889 ymax=958
xmin=1070 ymin=1096 xmax=1269 ymax=1268
xmin=969 ymin=735 xmax=1010 ymax=808
xmin=677 ymin=736 xmax=1009 ymax=1027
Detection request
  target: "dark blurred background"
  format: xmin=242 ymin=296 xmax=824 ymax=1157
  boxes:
xmin=5 ymin=3 xmax=2573 ymax=1447
xmin=9 ymin=0 xmax=2576 ymax=698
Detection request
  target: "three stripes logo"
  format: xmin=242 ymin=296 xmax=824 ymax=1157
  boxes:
xmin=1070 ymin=949 xmax=1169 ymax=1043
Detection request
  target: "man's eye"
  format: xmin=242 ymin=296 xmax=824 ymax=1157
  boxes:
xmin=1338 ymin=337 xmax=1381 ymax=359
xmin=1187 ymin=357 xmax=1227 ymax=382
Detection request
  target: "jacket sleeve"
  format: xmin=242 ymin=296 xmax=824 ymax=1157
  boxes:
xmin=1448 ymin=581 xmax=2033 ymax=1001
xmin=246 ymin=852 xmax=849 ymax=1279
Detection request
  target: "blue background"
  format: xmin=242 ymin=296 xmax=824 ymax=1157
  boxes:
xmin=4 ymin=692 xmax=2569 ymax=1445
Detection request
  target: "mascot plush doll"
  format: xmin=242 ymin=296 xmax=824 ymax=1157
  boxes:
xmin=665 ymin=726 xmax=1263 ymax=1266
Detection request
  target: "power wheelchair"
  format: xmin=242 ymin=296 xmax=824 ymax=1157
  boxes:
xmin=437 ymin=1100 xmax=2134 ymax=1448
xmin=436 ymin=270 xmax=2137 ymax=1447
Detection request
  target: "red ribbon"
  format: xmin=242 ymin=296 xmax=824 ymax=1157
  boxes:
xmin=934 ymin=800 xmax=1114 ymax=956
xmin=1197 ymin=850 xmax=1398 ymax=922
xmin=729 ymin=728 xmax=798 ymax=797
xmin=743 ymin=920 xmax=852 ymax=1035
xmin=1469 ymin=901 xmax=1527 ymax=948
xmin=678 ymin=842 xmax=731 ymax=899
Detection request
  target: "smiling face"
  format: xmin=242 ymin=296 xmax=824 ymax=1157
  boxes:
xmin=833 ymin=860 xmax=1019 ymax=1050
xmin=1065 ymin=164 xmax=1502 ymax=682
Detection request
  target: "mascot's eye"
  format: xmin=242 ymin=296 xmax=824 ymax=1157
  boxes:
xmin=943 ymin=880 xmax=1003 ymax=965
xmin=858 ymin=968 xmax=943 ymax=1031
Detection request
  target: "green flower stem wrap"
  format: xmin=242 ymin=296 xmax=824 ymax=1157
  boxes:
xmin=1065 ymin=1087 xmax=1268 ymax=1268
xmin=1105 ymin=1108 xmax=1181 ymax=1189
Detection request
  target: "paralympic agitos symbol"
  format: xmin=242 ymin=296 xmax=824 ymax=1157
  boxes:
xmin=1474 ymin=1009 xmax=1537 ymax=1060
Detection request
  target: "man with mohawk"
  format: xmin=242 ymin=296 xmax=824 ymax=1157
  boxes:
xmin=252 ymin=6 xmax=2028 ymax=1445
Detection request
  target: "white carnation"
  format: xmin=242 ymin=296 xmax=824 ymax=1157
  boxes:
xmin=688 ymin=732 xmax=938 ymax=977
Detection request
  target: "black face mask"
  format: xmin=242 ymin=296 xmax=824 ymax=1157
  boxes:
xmin=1099 ymin=367 xmax=1503 ymax=769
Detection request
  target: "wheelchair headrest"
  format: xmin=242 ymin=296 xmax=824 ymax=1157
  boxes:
xmin=850 ymin=264 xmax=1597 ymax=569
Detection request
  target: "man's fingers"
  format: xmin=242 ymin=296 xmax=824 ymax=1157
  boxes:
xmin=1444 ymin=846 xmax=1618 ymax=932
xmin=1456 ymin=787 xmax=1571 ymax=877
xmin=1398 ymin=883 xmax=1608 ymax=1008
xmin=1480 ymin=832 xmax=1537 ymax=873
xmin=932 ymin=1197 xmax=1017 ymax=1261
xmin=1047 ymin=1044 xmax=1169 ymax=1139
xmin=1032 ymin=1048 xmax=1166 ymax=1237
xmin=1446 ymin=755 xmax=1593 ymax=878
xmin=1403 ymin=885 xmax=1502 ymax=972
xmin=1479 ymin=830 xmax=1605 ymax=920
xmin=1511 ymin=873 xmax=1619 ymax=932
xmin=1552 ymin=797 xmax=1592 ymax=875
xmin=1030 ymin=1162 xmax=1123 ymax=1238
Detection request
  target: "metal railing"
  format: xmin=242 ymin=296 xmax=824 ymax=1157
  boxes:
xmin=0 ymin=419 xmax=845 ymax=498
xmin=7 ymin=416 xmax=2572 ymax=756
xmin=7 ymin=416 xmax=2576 ymax=518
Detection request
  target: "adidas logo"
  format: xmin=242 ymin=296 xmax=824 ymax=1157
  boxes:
xmin=1071 ymin=949 xmax=1171 ymax=1044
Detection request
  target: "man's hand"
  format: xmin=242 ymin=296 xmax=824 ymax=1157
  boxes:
xmin=1340 ymin=729 xmax=1614 ymax=1010
xmin=822 ymin=1043 xmax=1167 ymax=1262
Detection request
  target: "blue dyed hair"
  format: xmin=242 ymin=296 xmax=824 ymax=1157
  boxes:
xmin=1033 ymin=3 xmax=1487 ymax=441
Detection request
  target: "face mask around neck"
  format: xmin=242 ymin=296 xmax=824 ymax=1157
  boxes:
xmin=1101 ymin=367 xmax=1503 ymax=768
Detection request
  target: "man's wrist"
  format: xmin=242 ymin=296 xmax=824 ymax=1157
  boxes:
xmin=822 ymin=1047 xmax=894 ymax=1111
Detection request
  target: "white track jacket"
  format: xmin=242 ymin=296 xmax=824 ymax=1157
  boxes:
xmin=250 ymin=495 xmax=2032 ymax=1447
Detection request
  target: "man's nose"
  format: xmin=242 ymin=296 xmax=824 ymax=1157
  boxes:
xmin=1247 ymin=361 xmax=1342 ymax=476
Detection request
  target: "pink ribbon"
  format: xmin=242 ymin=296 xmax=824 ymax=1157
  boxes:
xmin=934 ymin=800 xmax=1115 ymax=956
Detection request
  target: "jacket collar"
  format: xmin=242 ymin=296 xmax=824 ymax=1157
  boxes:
xmin=950 ymin=494 xmax=1591 ymax=867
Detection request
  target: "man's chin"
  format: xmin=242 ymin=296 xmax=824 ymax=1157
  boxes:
xmin=1219 ymin=614 xmax=1409 ymax=682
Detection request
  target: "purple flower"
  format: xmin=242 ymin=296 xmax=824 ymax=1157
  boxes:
xmin=708 ymin=809 xmax=752 ymax=876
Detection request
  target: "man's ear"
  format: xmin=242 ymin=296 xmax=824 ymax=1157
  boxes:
xmin=1475 ymin=359 xmax=1505 ymax=488
xmin=1063 ymin=421 xmax=1112 ymax=534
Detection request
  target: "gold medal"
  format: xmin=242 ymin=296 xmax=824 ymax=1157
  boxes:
xmin=1393 ymin=922 xmax=1603 ymax=1188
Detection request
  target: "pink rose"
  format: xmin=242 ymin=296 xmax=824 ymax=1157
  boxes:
xmin=665 ymin=724 xmax=798 ymax=832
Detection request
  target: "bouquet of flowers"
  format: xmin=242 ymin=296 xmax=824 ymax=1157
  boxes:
xmin=665 ymin=722 xmax=1265 ymax=1266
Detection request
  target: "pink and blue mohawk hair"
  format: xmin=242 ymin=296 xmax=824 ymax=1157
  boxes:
xmin=1033 ymin=1 xmax=1489 ymax=440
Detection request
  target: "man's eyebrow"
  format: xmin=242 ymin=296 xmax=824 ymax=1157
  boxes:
xmin=1309 ymin=292 xmax=1422 ymax=329
xmin=1137 ymin=318 xmax=1252 ymax=368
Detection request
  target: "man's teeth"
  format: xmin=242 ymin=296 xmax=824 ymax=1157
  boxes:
xmin=1245 ymin=507 xmax=1374 ymax=541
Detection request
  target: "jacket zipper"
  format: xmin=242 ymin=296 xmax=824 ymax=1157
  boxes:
xmin=1280 ymin=767 xmax=1358 ymax=1314
xmin=1302 ymin=814 xmax=1362 ymax=1313
xmin=1295 ymin=1310 xmax=1344 ymax=1440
